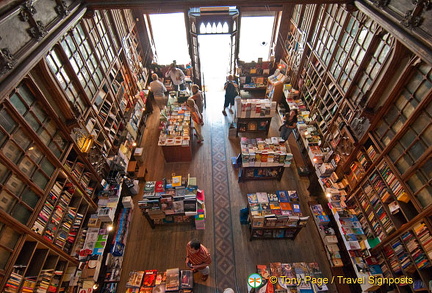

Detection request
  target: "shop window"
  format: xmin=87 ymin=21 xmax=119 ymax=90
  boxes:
xmin=149 ymin=13 xmax=190 ymax=65
xmin=239 ymin=15 xmax=274 ymax=62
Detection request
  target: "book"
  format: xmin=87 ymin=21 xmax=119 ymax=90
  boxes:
xmin=142 ymin=270 xmax=157 ymax=287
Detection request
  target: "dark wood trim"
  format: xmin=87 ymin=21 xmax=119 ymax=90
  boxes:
xmin=370 ymin=204 xmax=432 ymax=253
xmin=355 ymin=0 xmax=432 ymax=66
xmin=0 ymin=5 xmax=86 ymax=98
xmin=83 ymin=0 xmax=350 ymax=11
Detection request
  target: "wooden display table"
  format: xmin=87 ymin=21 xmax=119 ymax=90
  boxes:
xmin=161 ymin=143 xmax=192 ymax=162
xmin=238 ymin=166 xmax=285 ymax=182
xmin=158 ymin=105 xmax=192 ymax=162
xmin=236 ymin=117 xmax=272 ymax=137
xmin=247 ymin=191 xmax=308 ymax=241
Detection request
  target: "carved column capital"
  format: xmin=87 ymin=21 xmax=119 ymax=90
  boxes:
xmin=402 ymin=10 xmax=423 ymax=27
xmin=28 ymin=20 xmax=47 ymax=41
xmin=19 ymin=0 xmax=37 ymax=21
xmin=55 ymin=0 xmax=70 ymax=18
xmin=0 ymin=48 xmax=15 ymax=75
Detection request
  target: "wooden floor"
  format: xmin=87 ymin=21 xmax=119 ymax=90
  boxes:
xmin=117 ymin=84 xmax=340 ymax=293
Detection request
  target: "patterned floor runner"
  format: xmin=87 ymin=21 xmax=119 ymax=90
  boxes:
xmin=211 ymin=118 xmax=238 ymax=292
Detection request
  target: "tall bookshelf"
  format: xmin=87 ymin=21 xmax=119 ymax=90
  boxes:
xmin=0 ymin=5 xmax=148 ymax=293
xmin=281 ymin=3 xmax=432 ymax=292
xmin=237 ymin=61 xmax=272 ymax=91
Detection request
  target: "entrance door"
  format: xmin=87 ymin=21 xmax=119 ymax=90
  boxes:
xmin=186 ymin=7 xmax=240 ymax=88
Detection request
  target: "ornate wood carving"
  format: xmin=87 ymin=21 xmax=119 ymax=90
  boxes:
xmin=19 ymin=0 xmax=37 ymax=21
xmin=55 ymin=0 xmax=70 ymax=18
xmin=0 ymin=48 xmax=15 ymax=75
xmin=401 ymin=10 xmax=422 ymax=27
xmin=371 ymin=0 xmax=390 ymax=8
xmin=28 ymin=20 xmax=48 ymax=41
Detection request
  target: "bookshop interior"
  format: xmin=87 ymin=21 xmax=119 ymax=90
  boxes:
xmin=0 ymin=0 xmax=431 ymax=293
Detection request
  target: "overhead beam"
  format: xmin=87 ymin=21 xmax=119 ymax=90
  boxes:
xmin=83 ymin=0 xmax=350 ymax=11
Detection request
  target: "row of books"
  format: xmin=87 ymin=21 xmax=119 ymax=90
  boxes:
xmin=240 ymin=137 xmax=293 ymax=167
xmin=378 ymin=161 xmax=410 ymax=203
xmin=309 ymin=203 xmax=342 ymax=267
xmin=126 ymin=268 xmax=193 ymax=293
xmin=234 ymin=97 xmax=277 ymax=118
xmin=158 ymin=106 xmax=191 ymax=146
xmin=248 ymin=190 xmax=309 ymax=231
xmin=255 ymin=262 xmax=328 ymax=292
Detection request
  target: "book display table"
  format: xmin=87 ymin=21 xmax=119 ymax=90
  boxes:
xmin=238 ymin=137 xmax=293 ymax=182
xmin=247 ymin=191 xmax=309 ymax=241
xmin=125 ymin=268 xmax=193 ymax=293
xmin=158 ymin=105 xmax=192 ymax=162
xmin=251 ymin=262 xmax=329 ymax=292
xmin=234 ymin=98 xmax=276 ymax=137
xmin=138 ymin=175 xmax=205 ymax=229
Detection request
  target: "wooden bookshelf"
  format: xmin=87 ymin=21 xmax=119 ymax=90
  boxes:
xmin=236 ymin=117 xmax=272 ymax=137
xmin=138 ymin=177 xmax=206 ymax=229
xmin=247 ymin=191 xmax=308 ymax=241
xmin=237 ymin=61 xmax=272 ymax=91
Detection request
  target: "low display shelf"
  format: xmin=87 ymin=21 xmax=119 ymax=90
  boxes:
xmin=158 ymin=105 xmax=192 ymax=162
xmin=122 ymin=268 xmax=193 ymax=293
xmin=253 ymin=262 xmax=329 ymax=292
xmin=234 ymin=98 xmax=276 ymax=137
xmin=247 ymin=191 xmax=309 ymax=241
xmin=138 ymin=175 xmax=205 ymax=229
xmin=238 ymin=137 xmax=293 ymax=182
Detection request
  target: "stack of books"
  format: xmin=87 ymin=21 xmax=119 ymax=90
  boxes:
xmin=240 ymin=137 xmax=293 ymax=167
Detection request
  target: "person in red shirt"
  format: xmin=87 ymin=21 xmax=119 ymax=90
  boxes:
xmin=185 ymin=239 xmax=211 ymax=281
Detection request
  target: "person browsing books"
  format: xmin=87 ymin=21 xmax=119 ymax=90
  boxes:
xmin=186 ymin=98 xmax=204 ymax=143
xmin=149 ymin=73 xmax=167 ymax=110
xmin=222 ymin=75 xmax=238 ymax=116
xmin=279 ymin=109 xmax=298 ymax=142
xmin=185 ymin=239 xmax=211 ymax=281
xmin=165 ymin=63 xmax=186 ymax=91
xmin=190 ymin=84 xmax=204 ymax=116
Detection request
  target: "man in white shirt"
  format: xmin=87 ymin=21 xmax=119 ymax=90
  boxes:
xmin=149 ymin=73 xmax=167 ymax=110
xmin=166 ymin=64 xmax=186 ymax=90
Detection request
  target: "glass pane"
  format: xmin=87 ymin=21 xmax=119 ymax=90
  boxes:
xmin=0 ymin=110 xmax=17 ymax=133
xmin=39 ymin=129 xmax=51 ymax=145
xmin=32 ymin=171 xmax=48 ymax=189
xmin=396 ymin=154 xmax=413 ymax=175
xmin=13 ymin=129 xmax=31 ymax=150
xmin=0 ymin=163 xmax=10 ymax=183
xmin=33 ymin=106 xmax=47 ymax=123
xmin=422 ymin=125 xmax=432 ymax=146
xmin=6 ymin=174 xmax=25 ymax=194
xmin=25 ymin=113 xmax=41 ymax=132
xmin=406 ymin=172 xmax=424 ymax=193
xmin=3 ymin=141 xmax=23 ymax=163
xmin=403 ymin=100 xmax=416 ymax=118
xmin=0 ymin=226 xmax=20 ymax=249
xmin=416 ymin=186 xmax=432 ymax=208
xmin=12 ymin=204 xmax=32 ymax=224
xmin=9 ymin=94 xmax=27 ymax=115
xmin=409 ymin=140 xmax=426 ymax=161
xmin=0 ymin=191 xmax=16 ymax=213
xmin=420 ymin=158 xmax=432 ymax=178
xmin=392 ymin=119 xmax=404 ymax=133
xmin=21 ymin=189 xmax=39 ymax=208
xmin=40 ymin=158 xmax=55 ymax=176
xmin=19 ymin=84 xmax=35 ymax=106
xmin=0 ymin=247 xmax=11 ymax=270
xmin=400 ymin=129 xmax=416 ymax=149
xmin=48 ymin=141 xmax=61 ymax=158
xmin=389 ymin=143 xmax=403 ymax=163
xmin=18 ymin=157 xmax=36 ymax=177
xmin=28 ymin=147 xmax=43 ymax=164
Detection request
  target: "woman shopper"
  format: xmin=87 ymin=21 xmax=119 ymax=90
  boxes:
xmin=186 ymin=98 xmax=204 ymax=143
xmin=279 ymin=109 xmax=298 ymax=142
